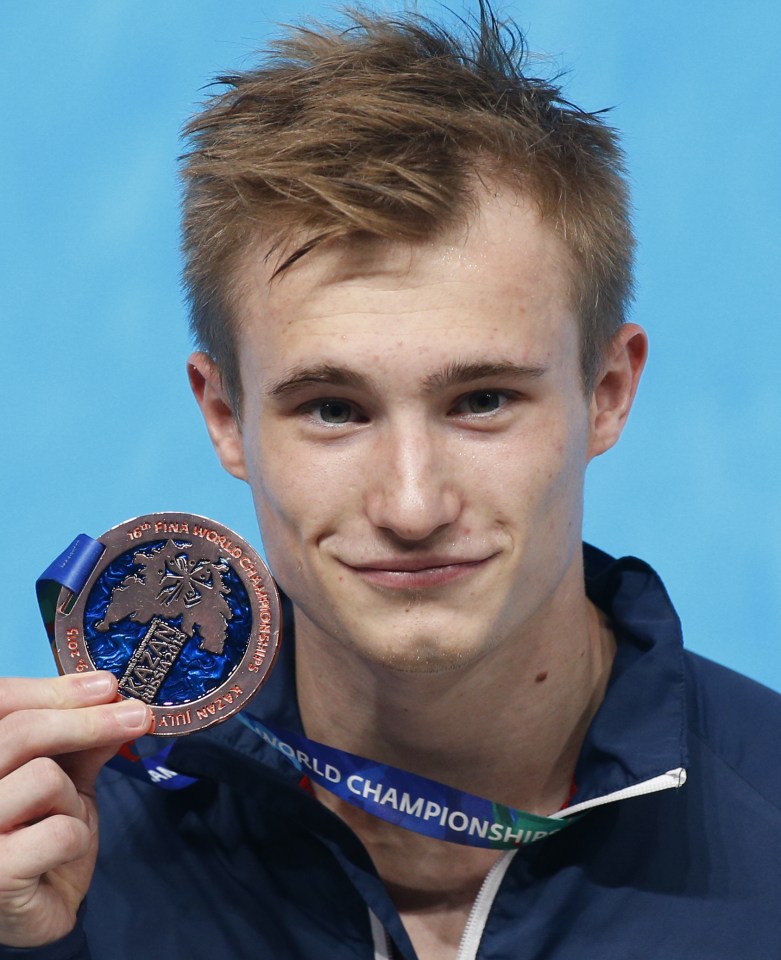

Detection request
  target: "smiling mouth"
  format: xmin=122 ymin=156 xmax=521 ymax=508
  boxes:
xmin=343 ymin=556 xmax=496 ymax=590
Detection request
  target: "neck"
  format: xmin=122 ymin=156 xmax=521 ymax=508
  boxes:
xmin=295 ymin=566 xmax=615 ymax=817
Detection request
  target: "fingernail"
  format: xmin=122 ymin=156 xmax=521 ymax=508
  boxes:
xmin=115 ymin=698 xmax=151 ymax=729
xmin=79 ymin=672 xmax=115 ymax=696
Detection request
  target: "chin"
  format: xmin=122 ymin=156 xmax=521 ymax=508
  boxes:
xmin=355 ymin=634 xmax=482 ymax=675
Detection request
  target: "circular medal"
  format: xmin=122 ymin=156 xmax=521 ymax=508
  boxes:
xmin=53 ymin=513 xmax=281 ymax=735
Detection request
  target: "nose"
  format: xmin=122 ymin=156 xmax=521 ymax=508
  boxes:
xmin=364 ymin=422 xmax=462 ymax=541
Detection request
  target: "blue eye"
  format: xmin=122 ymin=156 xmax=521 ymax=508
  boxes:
xmin=314 ymin=400 xmax=355 ymax=424
xmin=454 ymin=391 xmax=507 ymax=415
xmin=467 ymin=392 xmax=501 ymax=413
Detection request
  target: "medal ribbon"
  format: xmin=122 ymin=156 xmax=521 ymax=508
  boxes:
xmin=36 ymin=534 xmax=106 ymax=641
xmin=36 ymin=535 xmax=578 ymax=846
xmin=235 ymin=712 xmax=575 ymax=848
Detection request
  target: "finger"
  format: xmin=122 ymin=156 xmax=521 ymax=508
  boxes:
xmin=0 ymin=699 xmax=152 ymax=779
xmin=59 ymin=739 xmax=139 ymax=796
xmin=0 ymin=674 xmax=118 ymax=719
xmin=0 ymin=758 xmax=84 ymax=831
xmin=0 ymin=814 xmax=92 ymax=882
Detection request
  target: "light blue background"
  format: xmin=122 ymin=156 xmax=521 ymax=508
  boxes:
xmin=2 ymin=2 xmax=779 ymax=688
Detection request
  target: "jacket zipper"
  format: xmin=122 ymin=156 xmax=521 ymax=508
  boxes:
xmin=455 ymin=850 xmax=516 ymax=960
xmin=372 ymin=768 xmax=686 ymax=960
xmin=369 ymin=854 xmax=515 ymax=960
xmin=453 ymin=768 xmax=686 ymax=959
xmin=369 ymin=909 xmax=392 ymax=960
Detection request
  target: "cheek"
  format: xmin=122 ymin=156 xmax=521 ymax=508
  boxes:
xmin=246 ymin=449 xmax=304 ymax=536
xmin=512 ymin=415 xmax=584 ymax=479
xmin=244 ymin=425 xmax=358 ymax=546
xmin=245 ymin=456 xmax=310 ymax=599
xmin=240 ymin=424 xmax=299 ymax=539
xmin=500 ymin=413 xmax=588 ymax=521
xmin=536 ymin=425 xmax=589 ymax=543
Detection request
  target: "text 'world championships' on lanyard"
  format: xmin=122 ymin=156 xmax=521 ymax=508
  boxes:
xmin=36 ymin=522 xmax=580 ymax=850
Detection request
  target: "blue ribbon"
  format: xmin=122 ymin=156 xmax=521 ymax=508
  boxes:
xmin=236 ymin=713 xmax=571 ymax=848
xmin=36 ymin=534 xmax=105 ymax=639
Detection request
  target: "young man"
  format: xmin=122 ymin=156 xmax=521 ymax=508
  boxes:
xmin=2 ymin=9 xmax=780 ymax=959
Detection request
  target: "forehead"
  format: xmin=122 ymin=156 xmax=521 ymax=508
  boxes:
xmin=232 ymin=185 xmax=578 ymax=383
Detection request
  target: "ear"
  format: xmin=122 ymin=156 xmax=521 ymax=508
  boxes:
xmin=587 ymin=324 xmax=648 ymax=460
xmin=187 ymin=352 xmax=248 ymax=480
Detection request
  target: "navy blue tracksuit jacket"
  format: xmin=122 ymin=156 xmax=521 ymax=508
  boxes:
xmin=5 ymin=546 xmax=781 ymax=959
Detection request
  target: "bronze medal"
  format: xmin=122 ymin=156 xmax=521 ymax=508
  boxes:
xmin=53 ymin=513 xmax=281 ymax=735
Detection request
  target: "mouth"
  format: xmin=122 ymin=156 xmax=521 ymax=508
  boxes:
xmin=341 ymin=554 xmax=497 ymax=590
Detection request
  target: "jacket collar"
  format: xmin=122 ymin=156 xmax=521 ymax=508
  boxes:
xmin=572 ymin=544 xmax=688 ymax=806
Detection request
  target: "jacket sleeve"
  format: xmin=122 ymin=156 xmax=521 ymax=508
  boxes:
xmin=0 ymin=907 xmax=90 ymax=960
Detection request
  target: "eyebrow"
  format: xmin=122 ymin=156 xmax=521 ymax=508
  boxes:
xmin=266 ymin=359 xmax=547 ymax=400
xmin=422 ymin=360 xmax=547 ymax=393
xmin=267 ymin=364 xmax=370 ymax=399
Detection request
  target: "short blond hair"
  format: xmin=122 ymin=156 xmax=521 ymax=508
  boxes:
xmin=181 ymin=6 xmax=634 ymax=410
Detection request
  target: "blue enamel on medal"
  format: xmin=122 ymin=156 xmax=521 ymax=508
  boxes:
xmin=51 ymin=513 xmax=281 ymax=735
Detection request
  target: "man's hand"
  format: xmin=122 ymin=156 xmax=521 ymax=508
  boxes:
xmin=0 ymin=672 xmax=152 ymax=948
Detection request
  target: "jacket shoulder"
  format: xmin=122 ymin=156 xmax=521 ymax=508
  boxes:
xmin=685 ymin=651 xmax=781 ymax=811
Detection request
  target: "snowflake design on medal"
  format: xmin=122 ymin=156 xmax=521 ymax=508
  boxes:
xmin=94 ymin=540 xmax=232 ymax=654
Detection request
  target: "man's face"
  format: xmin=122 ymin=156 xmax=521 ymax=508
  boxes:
xmin=216 ymin=187 xmax=606 ymax=672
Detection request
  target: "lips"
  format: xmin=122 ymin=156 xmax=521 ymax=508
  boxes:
xmin=341 ymin=554 xmax=496 ymax=589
